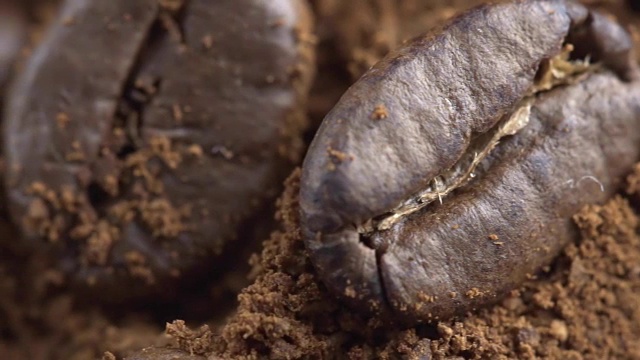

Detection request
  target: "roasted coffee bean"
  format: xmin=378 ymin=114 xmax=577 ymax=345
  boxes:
xmin=3 ymin=0 xmax=314 ymax=298
xmin=300 ymin=0 xmax=640 ymax=323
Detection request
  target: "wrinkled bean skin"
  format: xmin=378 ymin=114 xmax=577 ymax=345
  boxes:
xmin=301 ymin=0 xmax=640 ymax=322
xmin=4 ymin=0 xmax=314 ymax=298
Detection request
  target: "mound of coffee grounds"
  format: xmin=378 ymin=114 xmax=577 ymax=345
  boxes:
xmin=171 ymin=165 xmax=640 ymax=359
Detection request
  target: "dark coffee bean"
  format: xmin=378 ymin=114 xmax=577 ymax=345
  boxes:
xmin=3 ymin=0 xmax=314 ymax=299
xmin=300 ymin=0 xmax=640 ymax=323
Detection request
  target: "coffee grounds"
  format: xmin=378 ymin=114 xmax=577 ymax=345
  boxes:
xmin=187 ymin=165 xmax=640 ymax=359
xmin=2 ymin=1 xmax=640 ymax=359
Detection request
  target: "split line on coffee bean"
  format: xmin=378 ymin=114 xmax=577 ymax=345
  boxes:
xmin=358 ymin=45 xmax=594 ymax=234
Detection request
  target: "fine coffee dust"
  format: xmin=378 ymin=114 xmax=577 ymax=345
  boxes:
xmin=180 ymin=167 xmax=640 ymax=359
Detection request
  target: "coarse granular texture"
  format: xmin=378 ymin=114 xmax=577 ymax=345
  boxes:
xmin=2 ymin=1 xmax=640 ymax=359
xmin=0 ymin=241 xmax=252 ymax=359
xmin=186 ymin=166 xmax=640 ymax=359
